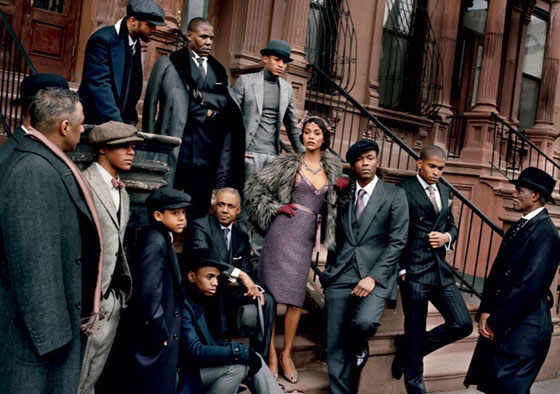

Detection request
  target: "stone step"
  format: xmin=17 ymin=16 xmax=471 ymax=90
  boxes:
xmin=424 ymin=351 xmax=473 ymax=392
xmin=239 ymin=363 xmax=329 ymax=394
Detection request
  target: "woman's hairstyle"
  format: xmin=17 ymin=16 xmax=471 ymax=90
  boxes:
xmin=298 ymin=112 xmax=332 ymax=151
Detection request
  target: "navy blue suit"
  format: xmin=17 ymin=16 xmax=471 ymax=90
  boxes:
xmin=398 ymin=177 xmax=472 ymax=394
xmin=78 ymin=20 xmax=142 ymax=125
xmin=464 ymin=209 xmax=560 ymax=393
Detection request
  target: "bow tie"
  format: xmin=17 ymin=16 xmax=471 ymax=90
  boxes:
xmin=111 ymin=178 xmax=125 ymax=189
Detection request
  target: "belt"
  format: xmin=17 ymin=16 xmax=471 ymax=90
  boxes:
xmin=292 ymin=203 xmax=322 ymax=253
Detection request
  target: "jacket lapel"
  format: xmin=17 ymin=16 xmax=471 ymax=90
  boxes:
xmin=111 ymin=26 xmax=127 ymax=101
xmin=119 ymin=189 xmax=129 ymax=230
xmin=356 ymin=179 xmax=386 ymax=242
xmin=86 ymin=165 xmax=119 ymax=227
xmin=341 ymin=183 xmax=356 ymax=244
xmin=253 ymin=70 xmax=264 ymax=115
xmin=410 ymin=177 xmax=438 ymax=220
xmin=209 ymin=215 xmax=230 ymax=262
xmin=278 ymin=80 xmax=289 ymax=124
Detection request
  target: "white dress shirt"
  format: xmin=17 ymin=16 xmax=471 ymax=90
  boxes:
xmin=21 ymin=125 xmax=29 ymax=133
xmin=94 ymin=162 xmax=121 ymax=212
xmin=355 ymin=175 xmax=379 ymax=209
xmin=521 ymin=206 xmax=545 ymax=222
xmin=115 ymin=18 xmax=137 ymax=49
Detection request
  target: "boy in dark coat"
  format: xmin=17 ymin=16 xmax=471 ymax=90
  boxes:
xmin=123 ymin=186 xmax=191 ymax=394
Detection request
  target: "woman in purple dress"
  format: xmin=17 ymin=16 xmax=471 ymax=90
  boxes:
xmin=244 ymin=115 xmax=345 ymax=383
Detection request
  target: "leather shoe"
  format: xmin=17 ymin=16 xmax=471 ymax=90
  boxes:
xmin=392 ymin=335 xmax=404 ymax=380
xmin=355 ymin=346 xmax=369 ymax=368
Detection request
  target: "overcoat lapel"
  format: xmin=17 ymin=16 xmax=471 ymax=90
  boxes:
xmin=356 ymin=180 xmax=386 ymax=243
xmin=168 ymin=241 xmax=182 ymax=288
xmin=111 ymin=27 xmax=128 ymax=101
xmin=60 ymin=172 xmax=94 ymax=225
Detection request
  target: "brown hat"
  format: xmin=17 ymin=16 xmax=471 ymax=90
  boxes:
xmin=89 ymin=121 xmax=144 ymax=146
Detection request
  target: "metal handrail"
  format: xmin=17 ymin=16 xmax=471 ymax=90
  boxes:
xmin=306 ymin=63 xmax=504 ymax=298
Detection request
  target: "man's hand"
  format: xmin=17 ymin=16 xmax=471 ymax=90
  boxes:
xmin=239 ymin=272 xmax=265 ymax=306
xmin=351 ymin=276 xmax=376 ymax=298
xmin=207 ymin=109 xmax=214 ymax=118
xmin=428 ymin=231 xmax=450 ymax=249
xmin=478 ymin=312 xmax=494 ymax=341
xmin=163 ymin=340 xmax=168 ymax=347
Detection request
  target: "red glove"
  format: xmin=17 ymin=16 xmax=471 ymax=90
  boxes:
xmin=335 ymin=176 xmax=350 ymax=192
xmin=277 ymin=204 xmax=298 ymax=218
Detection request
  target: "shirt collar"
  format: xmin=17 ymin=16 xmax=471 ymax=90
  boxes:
xmin=21 ymin=125 xmax=29 ymax=133
xmin=220 ymin=223 xmax=233 ymax=231
xmin=356 ymin=175 xmax=378 ymax=197
xmin=115 ymin=18 xmax=137 ymax=47
xmin=191 ymin=49 xmax=207 ymax=61
xmin=94 ymin=162 xmax=120 ymax=186
xmin=416 ymin=173 xmax=436 ymax=190
xmin=522 ymin=206 xmax=545 ymax=222
xmin=168 ymin=231 xmax=174 ymax=243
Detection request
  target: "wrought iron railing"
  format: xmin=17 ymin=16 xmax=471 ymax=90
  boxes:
xmin=306 ymin=63 xmax=503 ymax=298
xmin=378 ymin=0 xmax=442 ymax=116
xmin=0 ymin=8 xmax=37 ymax=137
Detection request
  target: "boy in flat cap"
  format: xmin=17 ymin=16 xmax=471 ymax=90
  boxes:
xmin=78 ymin=121 xmax=143 ymax=394
xmin=322 ymin=139 xmax=409 ymax=394
xmin=178 ymin=248 xmax=283 ymax=394
xmin=122 ymin=186 xmax=191 ymax=394
xmin=465 ymin=167 xmax=560 ymax=393
xmin=79 ymin=0 xmax=166 ymax=126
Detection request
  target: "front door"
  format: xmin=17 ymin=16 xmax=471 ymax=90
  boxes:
xmin=1 ymin=0 xmax=81 ymax=80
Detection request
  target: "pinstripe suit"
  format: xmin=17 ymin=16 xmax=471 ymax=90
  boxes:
xmin=398 ymin=176 xmax=472 ymax=394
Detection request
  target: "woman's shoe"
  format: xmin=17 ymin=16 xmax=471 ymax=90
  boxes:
xmin=280 ymin=357 xmax=299 ymax=384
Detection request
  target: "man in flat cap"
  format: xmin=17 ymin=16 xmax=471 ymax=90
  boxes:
xmin=78 ymin=122 xmax=143 ymax=394
xmin=321 ymin=139 xmax=409 ymax=394
xmin=465 ymin=167 xmax=560 ymax=393
xmin=0 ymin=72 xmax=69 ymax=165
xmin=79 ymin=0 xmax=166 ymax=126
xmin=143 ymin=17 xmax=244 ymax=218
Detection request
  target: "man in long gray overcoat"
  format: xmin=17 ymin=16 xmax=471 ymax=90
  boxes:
xmin=0 ymin=88 xmax=101 ymax=394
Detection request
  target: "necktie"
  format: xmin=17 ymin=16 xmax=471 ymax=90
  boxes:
xmin=427 ymin=185 xmax=440 ymax=214
xmin=508 ymin=218 xmax=527 ymax=239
xmin=355 ymin=189 xmax=367 ymax=220
xmin=112 ymin=178 xmax=125 ymax=189
xmin=130 ymin=44 xmax=136 ymax=57
xmin=223 ymin=227 xmax=230 ymax=250
xmin=196 ymin=57 xmax=206 ymax=80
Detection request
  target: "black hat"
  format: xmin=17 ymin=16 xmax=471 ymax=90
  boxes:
xmin=346 ymin=139 xmax=380 ymax=164
xmin=510 ymin=167 xmax=556 ymax=204
xmin=126 ymin=0 xmax=166 ymax=26
xmin=260 ymin=40 xmax=293 ymax=62
xmin=146 ymin=186 xmax=192 ymax=212
xmin=188 ymin=248 xmax=231 ymax=272
xmin=12 ymin=73 xmax=69 ymax=106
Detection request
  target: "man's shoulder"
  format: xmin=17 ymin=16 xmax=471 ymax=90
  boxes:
xmin=89 ymin=25 xmax=117 ymax=42
xmin=192 ymin=214 xmax=214 ymax=229
xmin=239 ymin=70 xmax=263 ymax=82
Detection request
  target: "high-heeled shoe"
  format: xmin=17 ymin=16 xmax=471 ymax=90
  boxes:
xmin=280 ymin=357 xmax=299 ymax=384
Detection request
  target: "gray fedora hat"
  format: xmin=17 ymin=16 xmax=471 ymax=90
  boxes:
xmin=260 ymin=39 xmax=293 ymax=62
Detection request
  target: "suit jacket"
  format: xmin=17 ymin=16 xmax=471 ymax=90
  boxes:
xmin=398 ymin=176 xmax=458 ymax=286
xmin=0 ymin=126 xmax=25 ymax=166
xmin=322 ymin=179 xmax=409 ymax=299
xmin=82 ymin=164 xmax=132 ymax=304
xmin=0 ymin=137 xmax=99 ymax=394
xmin=232 ymin=70 xmax=305 ymax=154
xmin=78 ymin=21 xmax=143 ymax=125
xmin=178 ymin=287 xmax=251 ymax=394
xmin=143 ymin=47 xmax=245 ymax=189
xmin=464 ymin=209 xmax=560 ymax=388
xmin=124 ymin=227 xmax=184 ymax=394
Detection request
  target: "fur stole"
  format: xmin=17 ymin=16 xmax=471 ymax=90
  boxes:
xmin=244 ymin=152 xmax=343 ymax=250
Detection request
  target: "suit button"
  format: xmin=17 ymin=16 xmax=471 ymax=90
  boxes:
xmin=504 ymin=270 xmax=510 ymax=276
xmin=174 ymin=311 xmax=179 ymax=317
xmin=75 ymin=257 xmax=81 ymax=265
xmin=173 ymin=334 xmax=179 ymax=340
xmin=495 ymin=290 xmax=501 ymax=296
xmin=75 ymin=302 xmax=81 ymax=309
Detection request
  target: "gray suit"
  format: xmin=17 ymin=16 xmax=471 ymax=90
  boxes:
xmin=79 ymin=164 xmax=132 ymax=394
xmin=322 ymin=179 xmax=409 ymax=394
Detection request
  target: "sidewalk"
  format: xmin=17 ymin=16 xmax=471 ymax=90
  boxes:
xmin=436 ymin=375 xmax=560 ymax=393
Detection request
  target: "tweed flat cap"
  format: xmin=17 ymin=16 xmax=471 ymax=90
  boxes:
xmin=127 ymin=0 xmax=166 ymax=26
xmin=89 ymin=121 xmax=144 ymax=146
xmin=346 ymin=139 xmax=380 ymax=164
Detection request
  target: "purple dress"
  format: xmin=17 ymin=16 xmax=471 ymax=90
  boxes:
xmin=259 ymin=173 xmax=328 ymax=307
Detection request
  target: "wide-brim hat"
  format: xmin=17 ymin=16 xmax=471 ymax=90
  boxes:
xmin=188 ymin=247 xmax=231 ymax=272
xmin=346 ymin=139 xmax=380 ymax=164
xmin=146 ymin=186 xmax=192 ymax=211
xmin=260 ymin=39 xmax=293 ymax=62
xmin=89 ymin=121 xmax=144 ymax=146
xmin=127 ymin=0 xmax=167 ymax=26
xmin=236 ymin=301 xmax=265 ymax=340
xmin=12 ymin=73 xmax=69 ymax=106
xmin=509 ymin=167 xmax=556 ymax=204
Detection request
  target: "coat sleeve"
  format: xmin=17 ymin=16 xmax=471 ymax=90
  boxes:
xmin=231 ymin=75 xmax=245 ymax=107
xmin=136 ymin=232 xmax=170 ymax=346
xmin=142 ymin=57 xmax=167 ymax=134
xmin=1 ymin=159 xmax=73 ymax=356
xmin=283 ymin=88 xmax=305 ymax=153
xmin=368 ymin=187 xmax=409 ymax=288
xmin=82 ymin=33 xmax=124 ymax=123
xmin=486 ymin=230 xmax=560 ymax=336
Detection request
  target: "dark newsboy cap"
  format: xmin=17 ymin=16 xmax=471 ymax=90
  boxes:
xmin=188 ymin=247 xmax=230 ymax=272
xmin=127 ymin=0 xmax=166 ymax=26
xmin=89 ymin=121 xmax=144 ymax=146
xmin=510 ymin=167 xmax=556 ymax=204
xmin=146 ymin=186 xmax=192 ymax=212
xmin=260 ymin=40 xmax=293 ymax=62
xmin=12 ymin=73 xmax=69 ymax=106
xmin=346 ymin=139 xmax=380 ymax=164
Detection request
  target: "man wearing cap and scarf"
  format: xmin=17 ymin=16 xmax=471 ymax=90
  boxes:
xmin=321 ymin=139 xmax=409 ymax=394
xmin=178 ymin=248 xmax=283 ymax=394
xmin=232 ymin=39 xmax=305 ymax=179
xmin=0 ymin=72 xmax=69 ymax=165
xmin=79 ymin=0 xmax=166 ymax=125
xmin=78 ymin=122 xmax=143 ymax=394
xmin=464 ymin=167 xmax=560 ymax=394
xmin=0 ymin=88 xmax=102 ymax=394
xmin=143 ymin=17 xmax=244 ymax=219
